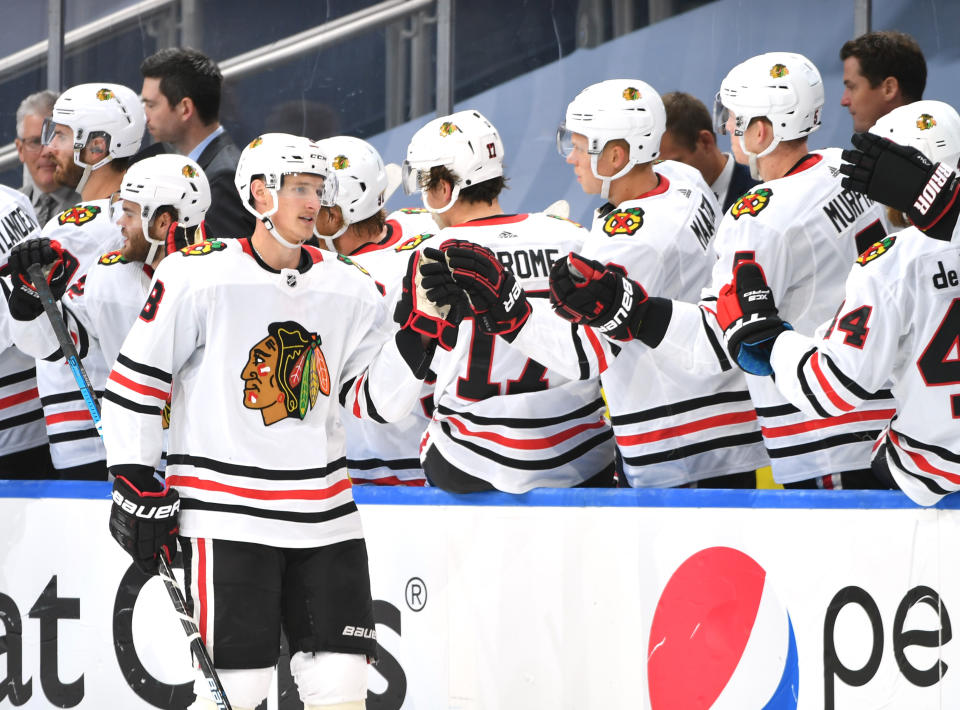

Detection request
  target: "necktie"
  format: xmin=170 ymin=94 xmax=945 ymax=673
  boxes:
xmin=35 ymin=193 xmax=58 ymax=227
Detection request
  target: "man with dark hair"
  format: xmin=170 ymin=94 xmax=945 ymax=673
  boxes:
xmin=840 ymin=30 xmax=927 ymax=132
xmin=659 ymin=91 xmax=758 ymax=211
xmin=140 ymin=47 xmax=256 ymax=239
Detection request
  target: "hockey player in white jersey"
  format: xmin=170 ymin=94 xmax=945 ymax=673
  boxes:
xmin=715 ymin=101 xmax=960 ymax=505
xmin=103 ymin=133 xmax=457 ymax=710
xmin=6 ymin=82 xmax=144 ymax=480
xmin=314 ymin=135 xmax=435 ymax=485
xmin=546 ymin=53 xmax=897 ymax=488
xmin=0 ymin=186 xmax=52 ymax=478
xmin=400 ymin=109 xmax=615 ymax=492
xmin=437 ymin=80 xmax=767 ymax=487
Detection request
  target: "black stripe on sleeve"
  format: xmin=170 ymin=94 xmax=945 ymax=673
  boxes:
xmin=362 ymin=379 xmax=387 ymax=424
xmin=49 ymin=428 xmax=101 ymax=444
xmin=819 ymin=352 xmax=882 ymax=402
xmin=339 ymin=377 xmax=356 ymax=407
xmin=102 ymin=389 xmax=163 ymax=416
xmin=766 ymin=430 xmax=883 ymax=459
xmin=795 ymin=348 xmax=833 ymax=419
xmin=885 ymin=444 xmax=952 ymax=495
xmin=440 ymin=421 xmax=613 ymax=470
xmin=571 ymin=324 xmax=590 ymax=381
xmin=166 ymin=454 xmax=349 ymax=481
xmin=699 ymin=307 xmax=731 ymax=372
xmin=622 ymin=430 xmax=763 ymax=466
xmin=436 ymin=397 xmax=606 ymax=429
xmin=115 ymin=353 xmax=173 ymax=384
xmin=755 ymin=403 xmax=801 ymax=418
xmin=0 ymin=368 xmax=37 ymax=388
xmin=347 ymin=457 xmax=422 ymax=472
xmin=610 ymin=390 xmax=753 ymax=426
xmin=892 ymin=428 xmax=960 ymax=465
xmin=41 ymin=390 xmax=105 ymax=406
xmin=0 ymin=408 xmax=44 ymax=431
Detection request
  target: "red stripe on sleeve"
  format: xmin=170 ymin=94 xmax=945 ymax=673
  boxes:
xmin=889 ymin=431 xmax=960 ymax=485
xmin=45 ymin=410 xmax=93 ymax=425
xmin=352 ymin=375 xmax=365 ymax=419
xmin=809 ymin=351 xmax=856 ymax=412
xmin=762 ymin=409 xmax=896 ymax=438
xmin=615 ymin=410 xmax=757 ymax=446
xmin=0 ymin=387 xmax=39 ymax=410
xmin=447 ymin=415 xmax=606 ymax=450
xmin=167 ymin=475 xmax=353 ymax=500
xmin=198 ymin=539 xmax=208 ymax=647
xmin=583 ymin=327 xmax=608 ymax=373
xmin=109 ymin=370 xmax=170 ymax=401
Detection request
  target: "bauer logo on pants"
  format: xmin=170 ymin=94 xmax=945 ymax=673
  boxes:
xmin=241 ymin=321 xmax=331 ymax=426
xmin=647 ymin=546 xmax=799 ymax=710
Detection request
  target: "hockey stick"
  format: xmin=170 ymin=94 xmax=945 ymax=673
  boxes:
xmin=26 ymin=263 xmax=233 ymax=710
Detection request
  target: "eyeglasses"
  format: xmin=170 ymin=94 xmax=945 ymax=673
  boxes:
xmin=17 ymin=136 xmax=43 ymax=153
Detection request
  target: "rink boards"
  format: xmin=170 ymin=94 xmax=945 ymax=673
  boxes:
xmin=0 ymin=482 xmax=957 ymax=709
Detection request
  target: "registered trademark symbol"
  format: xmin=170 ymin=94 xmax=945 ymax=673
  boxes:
xmin=405 ymin=577 xmax=427 ymax=612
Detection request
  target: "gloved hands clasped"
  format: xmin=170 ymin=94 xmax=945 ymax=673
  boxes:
xmin=6 ymin=238 xmax=78 ymax=320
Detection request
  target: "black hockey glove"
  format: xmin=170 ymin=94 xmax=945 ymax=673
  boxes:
xmin=841 ymin=132 xmax=960 ymax=241
xmin=716 ymin=259 xmax=792 ymax=376
xmin=440 ymin=238 xmax=531 ymax=342
xmin=109 ymin=475 xmax=180 ymax=574
xmin=548 ymin=252 xmax=651 ymax=342
xmin=6 ymin=238 xmax=78 ymax=320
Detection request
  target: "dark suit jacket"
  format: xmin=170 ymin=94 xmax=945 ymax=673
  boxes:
xmin=196 ymin=131 xmax=257 ymax=239
xmin=722 ymin=160 xmax=760 ymax=213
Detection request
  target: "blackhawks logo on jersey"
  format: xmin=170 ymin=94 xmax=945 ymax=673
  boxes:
xmin=396 ymin=233 xmax=435 ymax=251
xmin=336 ymin=253 xmax=372 ymax=276
xmin=856 ymin=235 xmax=897 ymax=266
xmin=332 ymin=155 xmax=350 ymax=170
xmin=546 ymin=213 xmax=584 ymax=229
xmin=399 ymin=207 xmax=428 ymax=214
xmin=180 ymin=239 xmax=226 ymax=257
xmin=98 ymin=250 xmax=127 ymax=266
xmin=769 ymin=63 xmax=789 ymax=78
xmin=916 ymin=113 xmax=937 ymax=130
xmin=58 ymin=205 xmax=101 ymax=226
xmin=731 ymin=188 xmax=773 ymax=219
xmin=242 ymin=321 xmax=331 ymax=426
xmin=622 ymin=87 xmax=641 ymax=101
xmin=603 ymin=207 xmax=644 ymax=236
xmin=96 ymin=88 xmax=115 ymax=101
xmin=439 ymin=121 xmax=461 ymax=137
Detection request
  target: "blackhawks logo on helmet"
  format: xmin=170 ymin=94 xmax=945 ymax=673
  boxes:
xmin=96 ymin=88 xmax=115 ymax=101
xmin=439 ymin=122 xmax=461 ymax=137
xmin=622 ymin=87 xmax=641 ymax=101
xmin=242 ymin=321 xmax=331 ymax=426
xmin=180 ymin=239 xmax=226 ymax=256
xmin=603 ymin=207 xmax=645 ymax=236
xmin=731 ymin=188 xmax=773 ymax=219
xmin=769 ymin=64 xmax=789 ymax=78
xmin=396 ymin=233 xmax=435 ymax=251
xmin=332 ymin=155 xmax=350 ymax=170
xmin=856 ymin=235 xmax=897 ymax=266
xmin=58 ymin=205 xmax=101 ymax=226
xmin=916 ymin=113 xmax=937 ymax=130
xmin=248 ymin=137 xmax=263 ymax=149
xmin=181 ymin=164 xmax=198 ymax=178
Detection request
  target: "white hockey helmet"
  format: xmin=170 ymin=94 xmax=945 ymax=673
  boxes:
xmin=558 ymin=79 xmax=665 ymax=198
xmin=401 ymin=109 xmax=504 ymax=213
xmin=714 ymin=52 xmax=823 ymax=178
xmin=869 ymin=100 xmax=960 ymax=169
xmin=235 ymin=133 xmax=338 ymax=249
xmin=41 ymin=83 xmax=145 ymax=193
xmin=117 ymin=154 xmax=211 ymax=263
xmin=315 ymin=136 xmax=391 ymax=239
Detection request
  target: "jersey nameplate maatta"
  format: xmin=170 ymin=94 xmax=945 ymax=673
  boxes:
xmin=730 ymin=188 xmax=772 ymax=219
xmin=690 ymin=194 xmax=717 ymax=250
xmin=57 ymin=205 xmax=101 ymax=226
xmin=603 ymin=207 xmax=644 ymax=236
xmin=856 ymin=235 xmax=897 ymax=267
xmin=242 ymin=321 xmax=331 ymax=426
xmin=0 ymin=204 xmax=39 ymax=256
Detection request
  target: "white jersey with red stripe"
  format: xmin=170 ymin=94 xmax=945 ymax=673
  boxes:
xmin=425 ymin=212 xmax=614 ymax=493
xmin=770 ymin=226 xmax=960 ymax=504
xmin=9 ymin=199 xmax=119 ymax=469
xmin=338 ymin=209 xmax=441 ymax=485
xmin=578 ymin=161 xmax=768 ymax=486
xmin=101 ymin=238 xmax=427 ymax=548
xmin=654 ymin=150 xmax=897 ymax=484
xmin=0 ymin=187 xmax=46 ymax=457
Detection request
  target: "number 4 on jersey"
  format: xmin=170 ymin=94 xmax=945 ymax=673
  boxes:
xmin=825 ymin=303 xmax=872 ymax=348
xmin=917 ymin=298 xmax=960 ymax=417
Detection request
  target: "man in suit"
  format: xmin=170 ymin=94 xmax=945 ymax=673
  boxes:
xmin=15 ymin=91 xmax=79 ymax=226
xmin=659 ymin=91 xmax=758 ymax=212
xmin=140 ymin=47 xmax=256 ymax=239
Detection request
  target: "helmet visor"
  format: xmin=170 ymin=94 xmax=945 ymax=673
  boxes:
xmin=713 ymin=92 xmax=730 ymax=135
xmin=556 ymin=124 xmax=575 ymax=158
xmin=401 ymin=160 xmax=425 ymax=196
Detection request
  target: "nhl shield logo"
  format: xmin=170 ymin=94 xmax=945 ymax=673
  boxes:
xmin=286 ymin=272 xmax=298 ymax=288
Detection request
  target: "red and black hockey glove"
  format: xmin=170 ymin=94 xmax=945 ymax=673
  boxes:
xmin=716 ymin=259 xmax=792 ymax=376
xmin=440 ymin=238 xmax=531 ymax=342
xmin=841 ymin=132 xmax=960 ymax=241
xmin=6 ymin=238 xmax=78 ymax=320
xmin=109 ymin=474 xmax=180 ymax=575
xmin=548 ymin=252 xmax=650 ymax=342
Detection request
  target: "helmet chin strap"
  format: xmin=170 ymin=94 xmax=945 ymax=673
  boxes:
xmin=314 ymin=217 xmax=350 ymax=251
xmin=421 ymin=183 xmax=461 ymax=215
xmin=739 ymin=132 xmax=781 ymax=181
xmin=591 ymin=154 xmax=634 ymax=201
xmin=258 ymin=188 xmax=303 ymax=250
xmin=73 ymin=145 xmax=113 ymax=196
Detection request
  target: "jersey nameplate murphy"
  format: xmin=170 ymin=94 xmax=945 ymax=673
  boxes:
xmin=823 ymin=188 xmax=876 ymax=235
xmin=730 ymin=188 xmax=772 ymax=219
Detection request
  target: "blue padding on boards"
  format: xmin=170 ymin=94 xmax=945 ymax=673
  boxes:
xmin=1 ymin=479 xmax=957 ymax=509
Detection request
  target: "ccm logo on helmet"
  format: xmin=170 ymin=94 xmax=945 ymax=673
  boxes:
xmin=597 ymin=277 xmax=635 ymax=333
xmin=111 ymin=490 xmax=180 ymax=519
